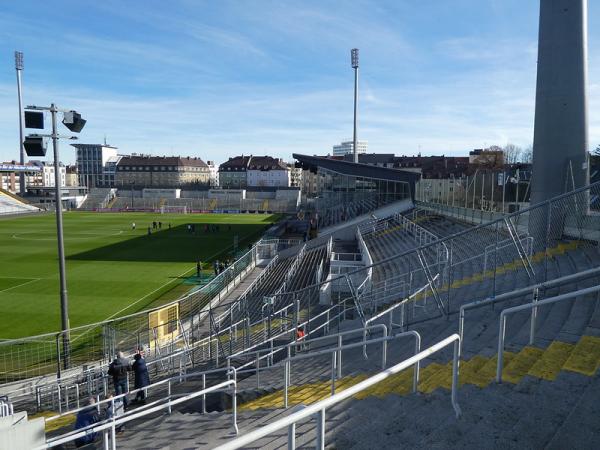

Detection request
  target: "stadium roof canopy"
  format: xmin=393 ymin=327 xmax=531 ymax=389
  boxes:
xmin=292 ymin=153 xmax=421 ymax=184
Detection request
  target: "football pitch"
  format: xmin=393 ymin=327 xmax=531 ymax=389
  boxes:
xmin=0 ymin=211 xmax=279 ymax=340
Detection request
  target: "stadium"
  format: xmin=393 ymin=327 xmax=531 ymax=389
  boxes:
xmin=2 ymin=1 xmax=600 ymax=449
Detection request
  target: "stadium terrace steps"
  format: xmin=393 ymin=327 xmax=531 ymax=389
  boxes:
xmin=0 ymin=190 xmax=39 ymax=215
xmin=106 ymin=343 xmax=600 ymax=449
xmin=78 ymin=187 xmax=113 ymax=210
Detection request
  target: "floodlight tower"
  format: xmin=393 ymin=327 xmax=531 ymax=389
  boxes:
xmin=15 ymin=51 xmax=25 ymax=194
xmin=351 ymin=48 xmax=359 ymax=163
xmin=531 ymin=0 xmax=589 ymax=205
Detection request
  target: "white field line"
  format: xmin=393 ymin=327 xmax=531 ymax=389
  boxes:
xmin=70 ymin=230 xmax=258 ymax=344
xmin=101 ymin=243 xmax=239 ymax=324
xmin=0 ymin=278 xmax=41 ymax=294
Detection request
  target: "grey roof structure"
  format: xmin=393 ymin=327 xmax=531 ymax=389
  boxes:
xmin=293 ymin=153 xmax=421 ymax=184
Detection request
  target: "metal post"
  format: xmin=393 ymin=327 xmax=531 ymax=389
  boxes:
xmin=315 ymin=409 xmax=326 ymax=450
xmin=51 ymin=104 xmax=71 ymax=369
xmin=502 ymin=171 xmax=506 ymax=213
xmin=351 ymin=48 xmax=359 ymax=163
xmin=337 ymin=335 xmax=342 ymax=378
xmin=529 ymin=288 xmax=539 ymax=345
xmin=288 ymin=423 xmax=296 ymax=450
xmin=331 ymin=352 xmax=336 ymax=396
xmin=496 ymin=314 xmax=507 ymax=383
xmin=490 ymin=171 xmax=495 ymax=212
xmin=15 ymin=51 xmax=26 ymax=195
xmin=451 ymin=339 xmax=462 ymax=418
xmin=481 ymin=172 xmax=485 ymax=210
xmin=284 ymin=358 xmax=289 ymax=408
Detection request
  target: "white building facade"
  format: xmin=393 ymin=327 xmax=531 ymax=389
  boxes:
xmin=332 ymin=140 xmax=368 ymax=157
xmin=72 ymin=143 xmax=119 ymax=187
xmin=247 ymin=156 xmax=290 ymax=187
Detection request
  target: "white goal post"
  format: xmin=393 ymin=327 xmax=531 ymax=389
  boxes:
xmin=160 ymin=205 xmax=188 ymax=214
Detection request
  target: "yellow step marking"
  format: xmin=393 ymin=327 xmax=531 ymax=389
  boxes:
xmin=416 ymin=362 xmax=447 ymax=393
xmin=419 ymin=362 xmax=453 ymax=394
xmin=447 ymin=355 xmax=488 ymax=388
xmin=502 ymin=347 xmax=544 ymax=384
xmin=528 ymin=341 xmax=574 ymax=380
xmin=563 ymin=336 xmax=600 ymax=376
xmin=467 ymin=352 xmax=516 ymax=388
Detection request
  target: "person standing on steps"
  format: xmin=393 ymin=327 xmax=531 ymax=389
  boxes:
xmin=132 ymin=352 xmax=150 ymax=404
xmin=108 ymin=351 xmax=131 ymax=410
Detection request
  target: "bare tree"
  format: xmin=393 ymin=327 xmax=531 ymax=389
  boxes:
xmin=593 ymin=144 xmax=600 ymax=156
xmin=503 ymin=143 xmax=522 ymax=165
xmin=521 ymin=145 xmax=533 ymax=164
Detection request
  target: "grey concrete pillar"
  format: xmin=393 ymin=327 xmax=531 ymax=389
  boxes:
xmin=531 ymin=0 xmax=589 ymax=206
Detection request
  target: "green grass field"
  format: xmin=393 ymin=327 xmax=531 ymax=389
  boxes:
xmin=0 ymin=211 xmax=279 ymax=339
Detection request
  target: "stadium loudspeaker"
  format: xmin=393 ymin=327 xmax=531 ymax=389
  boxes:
xmin=62 ymin=111 xmax=86 ymax=133
xmin=23 ymin=136 xmax=47 ymax=157
xmin=24 ymin=111 xmax=44 ymax=129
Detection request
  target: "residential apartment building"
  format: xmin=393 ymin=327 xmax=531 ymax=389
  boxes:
xmin=115 ymin=155 xmax=210 ymax=187
xmin=219 ymin=155 xmax=291 ymax=188
xmin=28 ymin=160 xmax=66 ymax=188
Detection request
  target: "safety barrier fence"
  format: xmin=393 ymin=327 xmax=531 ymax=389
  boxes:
xmin=214 ymin=334 xmax=461 ymax=450
xmin=0 ymin=238 xmax=298 ymax=384
xmin=3 ymin=182 xmax=599 ymax=415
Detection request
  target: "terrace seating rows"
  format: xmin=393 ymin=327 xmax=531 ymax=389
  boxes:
xmin=0 ymin=190 xmax=39 ymax=215
xmin=78 ymin=238 xmax=600 ymax=448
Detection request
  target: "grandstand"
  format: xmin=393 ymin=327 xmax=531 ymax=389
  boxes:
xmin=2 ymin=169 xmax=600 ymax=449
xmin=0 ymin=189 xmax=39 ymax=215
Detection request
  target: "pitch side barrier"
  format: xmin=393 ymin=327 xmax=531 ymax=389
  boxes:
xmin=0 ymin=238 xmax=300 ymax=386
xmin=3 ymin=182 xmax=600 ymax=389
xmin=202 ymin=181 xmax=600 ymax=372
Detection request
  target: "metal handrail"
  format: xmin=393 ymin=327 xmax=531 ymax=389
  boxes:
xmin=36 ymin=378 xmax=239 ymax=450
xmin=365 ymin=279 xmax=436 ymax=329
xmin=458 ymin=266 xmax=600 ymax=356
xmin=230 ymin=323 xmax=389 ymax=371
xmin=214 ymin=334 xmax=461 ymax=450
xmin=45 ymin=365 xmax=234 ymax=423
xmin=496 ymin=284 xmax=600 ymax=383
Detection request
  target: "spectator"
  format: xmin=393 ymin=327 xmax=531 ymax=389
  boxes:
xmin=132 ymin=353 xmax=151 ymax=404
xmin=296 ymin=327 xmax=307 ymax=350
xmin=213 ymin=260 xmax=219 ymax=276
xmin=104 ymin=394 xmax=125 ymax=433
xmin=108 ymin=351 xmax=131 ymax=409
xmin=131 ymin=222 xmax=136 ymax=230
xmin=196 ymin=260 xmax=201 ymax=278
xmin=74 ymin=397 xmax=99 ymax=447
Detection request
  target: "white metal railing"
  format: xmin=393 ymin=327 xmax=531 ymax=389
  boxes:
xmin=228 ymin=325 xmax=422 ymax=410
xmin=483 ymin=234 xmax=534 ymax=273
xmin=230 ymin=323 xmax=389 ymax=373
xmin=496 ymin=284 xmax=600 ymax=383
xmin=365 ymin=279 xmax=437 ymax=331
xmin=458 ymin=266 xmax=600 ymax=357
xmin=37 ymin=377 xmax=238 ymax=450
xmin=215 ymin=334 xmax=462 ymax=450
xmin=0 ymin=396 xmax=13 ymax=417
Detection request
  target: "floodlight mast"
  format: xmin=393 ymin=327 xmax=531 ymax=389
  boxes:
xmin=50 ymin=103 xmax=71 ymax=370
xmin=351 ymin=48 xmax=359 ymax=163
xmin=15 ymin=51 xmax=25 ymax=194
xmin=24 ymin=103 xmax=85 ymax=374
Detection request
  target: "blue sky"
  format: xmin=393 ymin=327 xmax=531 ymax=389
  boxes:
xmin=0 ymin=0 xmax=599 ymax=165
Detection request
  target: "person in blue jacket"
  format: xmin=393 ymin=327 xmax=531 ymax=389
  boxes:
xmin=74 ymin=397 xmax=99 ymax=447
xmin=132 ymin=352 xmax=151 ymax=404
